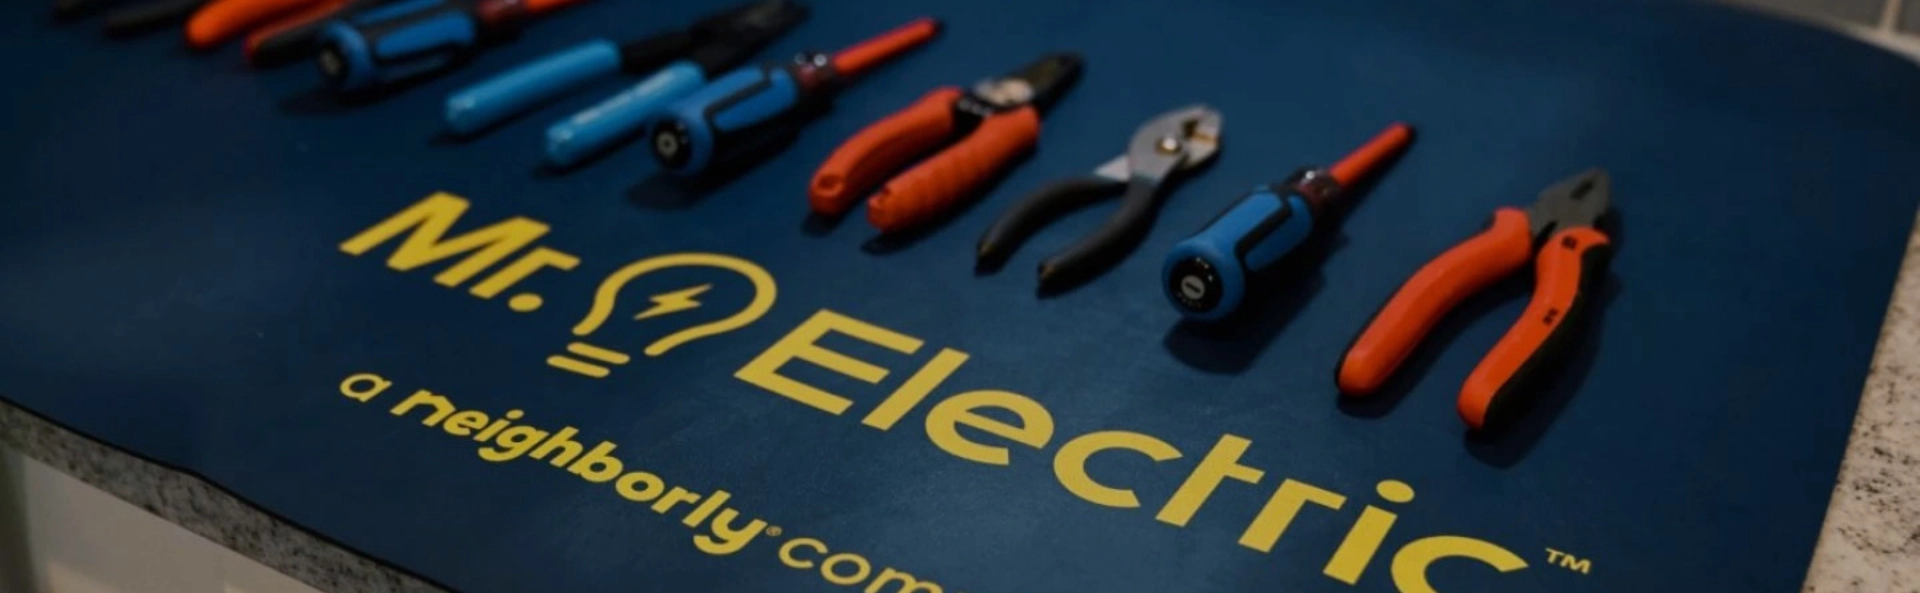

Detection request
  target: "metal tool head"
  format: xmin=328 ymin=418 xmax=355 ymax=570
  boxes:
xmin=1526 ymin=168 xmax=1611 ymax=240
xmin=971 ymin=52 xmax=1084 ymax=112
xmin=1124 ymin=105 xmax=1223 ymax=182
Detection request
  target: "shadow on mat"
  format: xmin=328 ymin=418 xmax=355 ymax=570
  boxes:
xmin=623 ymin=134 xmax=799 ymax=210
xmin=277 ymin=66 xmax=460 ymax=116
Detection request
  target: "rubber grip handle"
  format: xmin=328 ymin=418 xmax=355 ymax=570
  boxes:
xmin=1163 ymin=188 xmax=1314 ymax=321
xmin=315 ymin=0 xmax=477 ymax=92
xmin=1338 ymin=207 xmax=1534 ymax=396
xmin=186 ymin=0 xmax=319 ymax=49
xmin=648 ymin=64 xmax=798 ymax=176
xmin=544 ymin=61 xmax=707 ymax=168
xmin=867 ymin=106 xmax=1039 ymax=232
xmin=977 ymin=176 xmax=1124 ymax=267
xmin=444 ymin=38 xmax=621 ymax=135
xmin=1036 ymin=177 xmax=1163 ymax=287
xmin=242 ymin=0 xmax=351 ymax=65
xmin=809 ymin=87 xmax=963 ymax=217
xmin=1458 ymin=226 xmax=1611 ymax=430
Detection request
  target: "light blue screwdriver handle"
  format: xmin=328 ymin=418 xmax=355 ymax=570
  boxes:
xmin=444 ymin=39 xmax=622 ymax=136
xmin=543 ymin=61 xmax=708 ymax=168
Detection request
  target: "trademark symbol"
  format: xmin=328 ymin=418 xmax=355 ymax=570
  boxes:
xmin=765 ymin=526 xmax=783 ymax=537
xmin=1545 ymin=548 xmax=1592 ymax=574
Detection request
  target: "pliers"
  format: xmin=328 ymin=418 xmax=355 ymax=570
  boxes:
xmin=1338 ymin=169 xmax=1615 ymax=430
xmin=808 ymin=52 xmax=1084 ymax=232
xmin=976 ymin=105 xmax=1222 ymax=290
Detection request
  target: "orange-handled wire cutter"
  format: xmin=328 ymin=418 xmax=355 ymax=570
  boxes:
xmin=1337 ymin=169 xmax=1614 ymax=430
xmin=809 ymin=53 xmax=1084 ymax=232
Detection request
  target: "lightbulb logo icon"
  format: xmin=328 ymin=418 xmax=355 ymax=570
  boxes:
xmin=545 ymin=252 xmax=777 ymax=378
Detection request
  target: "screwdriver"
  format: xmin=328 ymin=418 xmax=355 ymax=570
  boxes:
xmin=315 ymin=0 xmax=590 ymax=94
xmin=1161 ymin=123 xmax=1414 ymax=321
xmin=444 ymin=0 xmax=807 ymax=140
xmin=535 ymin=1 xmax=809 ymax=165
xmin=645 ymin=17 xmax=941 ymax=177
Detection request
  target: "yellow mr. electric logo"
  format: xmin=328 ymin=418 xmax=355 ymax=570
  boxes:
xmin=334 ymin=192 xmax=1602 ymax=593
xmin=337 ymin=192 xmax=777 ymax=378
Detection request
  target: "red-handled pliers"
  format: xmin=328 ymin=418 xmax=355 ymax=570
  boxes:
xmin=1338 ymin=169 xmax=1615 ymax=430
xmin=809 ymin=53 xmax=1084 ymax=233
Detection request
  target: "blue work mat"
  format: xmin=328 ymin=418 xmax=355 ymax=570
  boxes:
xmin=5 ymin=0 xmax=1920 ymax=591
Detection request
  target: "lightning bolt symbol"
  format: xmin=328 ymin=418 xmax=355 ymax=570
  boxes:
xmin=633 ymin=284 xmax=713 ymax=321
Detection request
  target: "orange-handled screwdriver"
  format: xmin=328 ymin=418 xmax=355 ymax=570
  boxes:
xmin=1162 ymin=123 xmax=1414 ymax=321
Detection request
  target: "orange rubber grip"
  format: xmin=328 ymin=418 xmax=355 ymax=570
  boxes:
xmin=1458 ymin=226 xmax=1611 ymax=430
xmin=831 ymin=17 xmax=940 ymax=80
xmin=186 ymin=0 xmax=319 ymax=50
xmin=242 ymin=0 xmax=348 ymax=59
xmin=1329 ymin=122 xmax=1414 ymax=187
xmin=810 ymin=87 xmax=963 ymax=216
xmin=866 ymin=106 xmax=1040 ymax=233
xmin=1338 ymin=207 xmax=1534 ymax=396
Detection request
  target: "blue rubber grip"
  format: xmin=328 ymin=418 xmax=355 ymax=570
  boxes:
xmin=316 ymin=0 xmax=476 ymax=93
xmin=445 ymin=39 xmax=623 ymax=136
xmin=646 ymin=64 xmax=798 ymax=176
xmin=1163 ymin=189 xmax=1316 ymax=321
xmin=543 ymin=61 xmax=707 ymax=168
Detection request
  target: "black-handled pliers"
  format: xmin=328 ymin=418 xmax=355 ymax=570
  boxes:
xmin=976 ymin=104 xmax=1222 ymax=290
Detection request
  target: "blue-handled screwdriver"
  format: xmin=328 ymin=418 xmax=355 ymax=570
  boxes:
xmin=315 ymin=0 xmax=589 ymax=94
xmin=1163 ymin=123 xmax=1414 ymax=321
xmin=442 ymin=0 xmax=807 ymax=144
xmin=644 ymin=17 xmax=940 ymax=177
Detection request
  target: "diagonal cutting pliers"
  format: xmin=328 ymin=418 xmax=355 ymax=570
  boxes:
xmin=976 ymin=105 xmax=1222 ymax=290
xmin=808 ymin=52 xmax=1084 ymax=232
xmin=1338 ymin=169 xmax=1615 ymax=430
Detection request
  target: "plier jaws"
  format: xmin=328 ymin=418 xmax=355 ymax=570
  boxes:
xmin=977 ymin=104 xmax=1223 ymax=290
xmin=1526 ymin=168 xmax=1610 ymax=243
xmin=1118 ymin=105 xmax=1222 ymax=184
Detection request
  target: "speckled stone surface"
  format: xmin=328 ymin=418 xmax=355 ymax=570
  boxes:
xmin=0 ymin=406 xmax=444 ymax=593
xmin=2 ymin=211 xmax=1917 ymax=592
xmin=1802 ymin=212 xmax=1920 ymax=593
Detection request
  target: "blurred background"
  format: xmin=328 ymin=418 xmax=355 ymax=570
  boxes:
xmin=1729 ymin=0 xmax=1920 ymax=57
